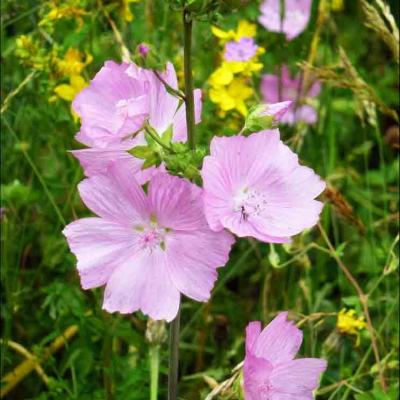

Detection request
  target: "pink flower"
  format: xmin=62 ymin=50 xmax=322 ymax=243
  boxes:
xmin=261 ymin=65 xmax=321 ymax=125
xmin=71 ymin=61 xmax=202 ymax=181
xmin=244 ymin=313 xmax=327 ymax=400
xmin=73 ymin=61 xmax=149 ymax=149
xmin=201 ymin=130 xmax=325 ymax=243
xmin=244 ymin=101 xmax=292 ymax=132
xmin=259 ymin=0 xmax=312 ymax=41
xmin=224 ymin=38 xmax=259 ymax=62
xmin=62 ymin=161 xmax=234 ymax=322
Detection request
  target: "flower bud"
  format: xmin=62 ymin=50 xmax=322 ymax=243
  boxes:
xmin=244 ymin=101 xmax=292 ymax=132
xmin=137 ymin=43 xmax=150 ymax=58
xmin=145 ymin=319 xmax=167 ymax=345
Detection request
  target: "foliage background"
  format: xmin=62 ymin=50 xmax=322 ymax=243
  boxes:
xmin=1 ymin=0 xmax=399 ymax=399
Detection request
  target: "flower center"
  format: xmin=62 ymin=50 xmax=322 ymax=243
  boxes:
xmin=135 ymin=224 xmax=169 ymax=252
xmin=257 ymin=381 xmax=275 ymax=399
xmin=233 ymin=187 xmax=268 ymax=221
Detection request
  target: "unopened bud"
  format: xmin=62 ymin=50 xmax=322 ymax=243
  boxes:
xmin=145 ymin=319 xmax=167 ymax=345
xmin=244 ymin=101 xmax=292 ymax=132
xmin=137 ymin=43 xmax=150 ymax=58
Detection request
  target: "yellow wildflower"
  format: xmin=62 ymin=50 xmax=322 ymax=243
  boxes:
xmin=336 ymin=309 xmax=367 ymax=346
xmin=57 ymin=48 xmax=93 ymax=77
xmin=209 ymin=78 xmax=253 ymax=117
xmin=54 ymin=75 xmax=87 ymax=102
xmin=211 ymin=20 xmax=256 ymax=44
xmin=223 ymin=56 xmax=264 ymax=76
xmin=119 ymin=0 xmax=141 ymax=22
xmin=40 ymin=1 xmax=88 ymax=29
xmin=209 ymin=66 xmax=234 ymax=87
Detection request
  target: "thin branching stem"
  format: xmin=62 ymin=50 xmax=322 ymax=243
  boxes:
xmin=317 ymin=223 xmax=387 ymax=392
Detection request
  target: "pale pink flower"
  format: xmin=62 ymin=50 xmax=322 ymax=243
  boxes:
xmin=62 ymin=162 xmax=234 ymax=322
xmin=71 ymin=61 xmax=202 ymax=181
xmin=201 ymin=130 xmax=325 ymax=243
xmin=261 ymin=65 xmax=321 ymax=125
xmin=259 ymin=0 xmax=312 ymax=41
xmin=224 ymin=38 xmax=259 ymax=62
xmin=244 ymin=313 xmax=327 ymax=400
xmin=245 ymin=101 xmax=292 ymax=132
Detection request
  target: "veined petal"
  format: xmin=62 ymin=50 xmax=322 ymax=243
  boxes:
xmin=270 ymin=358 xmax=327 ymax=394
xmin=62 ymin=218 xmax=139 ymax=289
xmin=165 ymin=228 xmax=234 ymax=301
xmin=78 ymin=161 xmax=149 ymax=225
xmin=172 ymin=89 xmax=202 ymax=142
xmin=148 ymin=63 xmax=180 ymax=134
xmin=253 ymin=312 xmax=303 ymax=364
xmin=103 ymin=250 xmax=180 ymax=322
xmin=148 ymin=173 xmax=206 ymax=231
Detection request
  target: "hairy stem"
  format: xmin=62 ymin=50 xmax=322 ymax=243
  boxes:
xmin=168 ymin=304 xmax=181 ymax=400
xmin=182 ymin=10 xmax=195 ymax=149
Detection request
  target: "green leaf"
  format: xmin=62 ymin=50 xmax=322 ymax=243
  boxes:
xmin=130 ymin=146 xmax=154 ymax=159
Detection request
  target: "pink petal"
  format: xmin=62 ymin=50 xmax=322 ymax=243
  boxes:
xmin=253 ymin=312 xmax=303 ymax=364
xmin=62 ymin=218 xmax=137 ymax=289
xmin=78 ymin=161 xmax=149 ymax=226
xmin=261 ymin=74 xmax=280 ymax=104
xmin=244 ymin=353 xmax=273 ymax=400
xmin=293 ymin=105 xmax=318 ymax=124
xmin=172 ymin=89 xmax=203 ymax=142
xmin=71 ymin=149 xmax=143 ymax=178
xmin=283 ymin=0 xmax=312 ymax=40
xmin=148 ymin=62 xmax=180 ymax=134
xmin=73 ymin=61 xmax=149 ymax=147
xmin=270 ymin=358 xmax=327 ymax=394
xmin=209 ymin=131 xmax=282 ymax=189
xmin=165 ymin=228 xmax=234 ymax=301
xmin=147 ymin=173 xmax=206 ymax=231
xmin=271 ymin=394 xmax=312 ymax=400
xmin=220 ymin=213 xmax=291 ymax=243
xmin=259 ymin=0 xmax=312 ymax=41
xmin=103 ymin=250 xmax=180 ymax=322
xmin=259 ymin=0 xmax=281 ymax=35
xmin=245 ymin=321 xmax=262 ymax=354
xmin=250 ymin=200 xmax=323 ymax=237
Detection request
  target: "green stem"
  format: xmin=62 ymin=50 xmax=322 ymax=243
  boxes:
xmin=144 ymin=125 xmax=175 ymax=153
xmin=182 ymin=10 xmax=195 ymax=150
xmin=168 ymin=304 xmax=181 ymax=400
xmin=149 ymin=345 xmax=160 ymax=400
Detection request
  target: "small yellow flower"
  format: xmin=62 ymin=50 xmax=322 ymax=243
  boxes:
xmin=57 ymin=48 xmax=93 ymax=77
xmin=119 ymin=0 xmax=141 ymax=22
xmin=337 ymin=309 xmax=367 ymax=346
xmin=54 ymin=75 xmax=87 ymax=102
xmin=209 ymin=66 xmax=234 ymax=86
xmin=40 ymin=1 xmax=88 ymax=29
xmin=211 ymin=20 xmax=256 ymax=44
xmin=223 ymin=58 xmax=264 ymax=76
xmin=209 ymin=78 xmax=253 ymax=117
